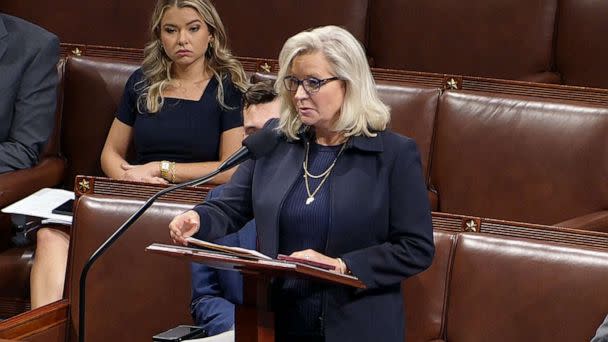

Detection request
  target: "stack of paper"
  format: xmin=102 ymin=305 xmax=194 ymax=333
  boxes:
xmin=1 ymin=188 xmax=74 ymax=225
xmin=186 ymin=237 xmax=271 ymax=260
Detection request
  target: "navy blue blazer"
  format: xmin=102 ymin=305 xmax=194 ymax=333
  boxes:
xmin=193 ymin=124 xmax=434 ymax=342
xmin=190 ymin=187 xmax=256 ymax=336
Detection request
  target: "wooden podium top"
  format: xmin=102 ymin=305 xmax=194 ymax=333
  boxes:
xmin=146 ymin=243 xmax=366 ymax=289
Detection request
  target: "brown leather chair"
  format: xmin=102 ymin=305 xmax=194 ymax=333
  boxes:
xmin=7 ymin=0 xmax=608 ymax=90
xmin=430 ymin=90 xmax=608 ymax=230
xmin=376 ymin=81 xmax=441 ymax=209
xmin=66 ymin=195 xmax=194 ymax=342
xmin=213 ymin=0 xmax=369 ymax=60
xmin=403 ymin=230 xmax=455 ymax=341
xmin=444 ymin=232 xmax=608 ymax=341
xmin=367 ymin=0 xmax=560 ymax=82
xmin=60 ymin=56 xmax=138 ymax=189
xmin=555 ymin=0 xmax=608 ymax=88
xmin=378 ymin=81 xmax=440 ymax=184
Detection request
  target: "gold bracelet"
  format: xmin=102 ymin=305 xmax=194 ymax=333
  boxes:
xmin=169 ymin=162 xmax=176 ymax=183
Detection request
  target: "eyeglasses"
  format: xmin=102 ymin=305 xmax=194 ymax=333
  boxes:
xmin=283 ymin=76 xmax=341 ymax=94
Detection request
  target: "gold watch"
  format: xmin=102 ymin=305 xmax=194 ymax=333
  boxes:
xmin=160 ymin=160 xmax=172 ymax=181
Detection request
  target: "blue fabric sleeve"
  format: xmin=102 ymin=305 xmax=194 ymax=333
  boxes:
xmin=115 ymin=68 xmax=144 ymax=126
xmin=194 ymin=158 xmax=255 ymax=241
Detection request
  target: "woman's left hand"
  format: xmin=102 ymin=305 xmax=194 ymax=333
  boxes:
xmin=290 ymin=249 xmax=344 ymax=273
xmin=120 ymin=162 xmax=168 ymax=184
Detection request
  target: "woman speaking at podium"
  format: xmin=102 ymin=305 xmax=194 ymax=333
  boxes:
xmin=169 ymin=25 xmax=434 ymax=342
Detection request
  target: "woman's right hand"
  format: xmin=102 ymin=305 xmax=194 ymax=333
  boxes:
xmin=169 ymin=210 xmax=201 ymax=245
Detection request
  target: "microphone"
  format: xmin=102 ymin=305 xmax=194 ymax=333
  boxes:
xmin=78 ymin=128 xmax=278 ymax=342
xmin=217 ymin=126 xmax=279 ymax=173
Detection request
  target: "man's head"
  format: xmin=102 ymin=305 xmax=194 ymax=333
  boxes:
xmin=243 ymin=80 xmax=280 ymax=136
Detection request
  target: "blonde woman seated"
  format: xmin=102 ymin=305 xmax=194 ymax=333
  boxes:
xmin=30 ymin=0 xmax=247 ymax=309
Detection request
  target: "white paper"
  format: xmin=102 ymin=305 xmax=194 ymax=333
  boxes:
xmin=258 ymin=259 xmax=296 ymax=268
xmin=186 ymin=237 xmax=272 ymax=260
xmin=1 ymin=188 xmax=74 ymax=225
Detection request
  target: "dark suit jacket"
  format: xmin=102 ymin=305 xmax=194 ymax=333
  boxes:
xmin=190 ymin=186 xmax=256 ymax=336
xmin=193 ymin=124 xmax=434 ymax=342
xmin=0 ymin=14 xmax=59 ymax=173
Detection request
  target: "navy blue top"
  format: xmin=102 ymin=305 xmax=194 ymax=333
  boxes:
xmin=276 ymin=143 xmax=342 ymax=337
xmin=116 ymin=69 xmax=243 ymax=164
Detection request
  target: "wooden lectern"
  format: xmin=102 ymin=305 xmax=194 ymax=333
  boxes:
xmin=146 ymin=244 xmax=365 ymax=342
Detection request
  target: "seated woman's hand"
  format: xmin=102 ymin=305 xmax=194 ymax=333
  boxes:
xmin=119 ymin=162 xmax=168 ymax=184
xmin=290 ymin=249 xmax=344 ymax=273
xmin=169 ymin=210 xmax=201 ymax=246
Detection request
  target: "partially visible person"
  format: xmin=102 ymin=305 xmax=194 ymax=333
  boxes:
xmin=190 ymin=81 xmax=279 ymax=339
xmin=0 ymin=13 xmax=59 ymax=174
xmin=30 ymin=0 xmax=248 ymax=309
xmin=241 ymin=81 xmax=280 ymax=137
xmin=592 ymin=314 xmax=608 ymax=342
xmin=170 ymin=26 xmax=434 ymax=342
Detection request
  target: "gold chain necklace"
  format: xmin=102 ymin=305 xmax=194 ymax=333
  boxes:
xmin=302 ymin=139 xmax=348 ymax=205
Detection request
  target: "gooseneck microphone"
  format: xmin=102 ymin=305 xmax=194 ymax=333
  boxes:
xmin=78 ymin=128 xmax=278 ymax=342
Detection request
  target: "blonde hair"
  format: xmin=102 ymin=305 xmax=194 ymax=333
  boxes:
xmin=139 ymin=0 xmax=248 ymax=113
xmin=276 ymin=25 xmax=390 ymax=140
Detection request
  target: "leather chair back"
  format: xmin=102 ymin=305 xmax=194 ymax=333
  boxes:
xmin=60 ymin=56 xmax=138 ymax=188
xmin=555 ymin=0 xmax=608 ymax=88
xmin=403 ymin=230 xmax=455 ymax=342
xmin=41 ymin=58 xmax=66 ymax=160
xmin=431 ymin=90 xmax=608 ymax=225
xmin=378 ymin=81 xmax=440 ymax=182
xmin=446 ymin=233 xmax=608 ymax=341
xmin=213 ymin=0 xmax=369 ymax=59
xmin=368 ymin=0 xmax=559 ymax=82
xmin=67 ymin=195 xmax=193 ymax=342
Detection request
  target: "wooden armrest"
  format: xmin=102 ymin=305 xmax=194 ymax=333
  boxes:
xmin=0 ymin=157 xmax=65 ymax=207
xmin=554 ymin=211 xmax=608 ymax=233
xmin=0 ymin=300 xmax=68 ymax=340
